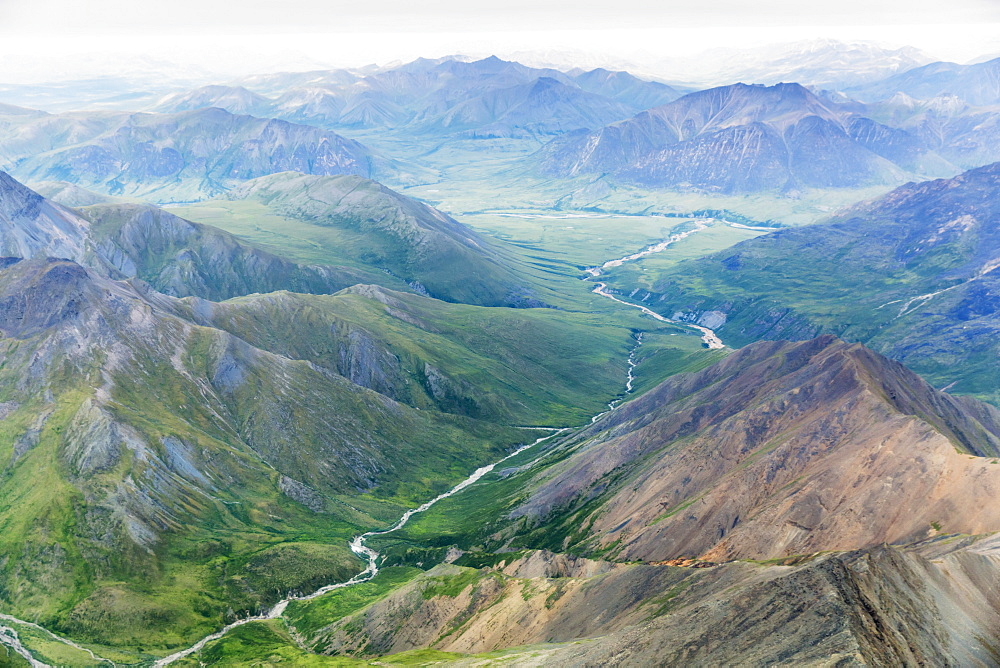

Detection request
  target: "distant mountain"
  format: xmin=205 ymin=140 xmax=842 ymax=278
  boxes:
xmin=851 ymin=57 xmax=1000 ymax=105
xmin=0 ymin=106 xmax=379 ymax=202
xmin=572 ymin=67 xmax=682 ymax=109
xmin=5 ymin=57 xmax=682 ymax=186
xmin=221 ymin=56 xmax=681 ymax=135
xmin=851 ymin=91 xmax=1000 ymax=171
xmin=657 ymin=40 xmax=932 ymax=90
xmin=270 ymin=86 xmax=346 ymax=127
xmin=31 ymin=180 xmax=125 ymax=207
xmin=421 ymin=77 xmax=635 ymax=137
xmin=539 ymin=82 xmax=953 ymax=193
xmin=610 ymin=162 xmax=1000 ymax=403
xmin=152 ymin=84 xmax=273 ymax=116
xmin=512 ymin=336 xmax=1000 ymax=561
xmin=228 ymin=68 xmax=368 ymax=97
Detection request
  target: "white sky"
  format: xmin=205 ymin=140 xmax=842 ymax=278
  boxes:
xmin=0 ymin=0 xmax=998 ymax=79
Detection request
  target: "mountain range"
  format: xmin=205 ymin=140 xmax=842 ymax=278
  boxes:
xmin=539 ymin=82 xmax=960 ymax=193
xmin=849 ymin=56 xmax=1000 ymax=106
xmin=4 ymin=46 xmax=1000 ymax=667
xmin=179 ymin=171 xmax=542 ymax=306
xmin=6 ymin=53 xmax=1000 ymax=201
xmin=150 ymin=56 xmax=682 ymax=137
xmin=0 ymin=179 xmax=659 ymax=653
xmin=0 ymin=171 xmax=539 ymax=308
xmin=657 ymin=39 xmax=933 ymax=90
xmin=0 ymin=106 xmax=380 ymax=202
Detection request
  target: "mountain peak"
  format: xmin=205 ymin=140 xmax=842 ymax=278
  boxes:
xmin=0 ymin=257 xmax=107 ymax=338
xmin=0 ymin=171 xmax=90 ymax=261
xmin=0 ymin=170 xmax=44 ymax=216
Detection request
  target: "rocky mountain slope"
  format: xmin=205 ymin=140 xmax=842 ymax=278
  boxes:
xmin=508 ymin=336 xmax=1000 ymax=562
xmin=275 ymin=539 xmax=1000 ymax=666
xmin=0 ymin=171 xmax=91 ymax=260
xmin=539 ymin=82 xmax=954 ymax=193
xmin=609 ymin=161 xmax=1000 ymax=403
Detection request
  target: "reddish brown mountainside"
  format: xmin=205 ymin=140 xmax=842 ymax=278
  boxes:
xmin=513 ymin=335 xmax=1000 ymax=561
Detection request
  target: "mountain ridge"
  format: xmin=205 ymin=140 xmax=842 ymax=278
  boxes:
xmin=506 ymin=335 xmax=1000 ymax=562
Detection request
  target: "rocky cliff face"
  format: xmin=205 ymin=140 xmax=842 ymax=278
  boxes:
xmin=0 ymin=172 xmax=90 ymax=261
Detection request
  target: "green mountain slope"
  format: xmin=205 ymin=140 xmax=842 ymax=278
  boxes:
xmin=0 ymin=257 xmax=532 ymax=655
xmin=3 ymin=172 xmax=541 ymax=308
xmin=76 ymin=201 xmax=387 ymax=301
xmin=179 ymin=284 xmax=658 ymax=425
xmin=174 ymin=172 xmax=542 ymax=307
xmin=0 ymin=249 xmax=707 ymax=660
xmin=601 ymin=161 xmax=1000 ymax=404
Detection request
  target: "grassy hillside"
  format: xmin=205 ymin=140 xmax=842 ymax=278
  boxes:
xmin=172 ymin=173 xmax=542 ymax=308
xmin=185 ymin=285 xmax=681 ymax=426
xmin=0 ymin=258 xmax=529 ymax=659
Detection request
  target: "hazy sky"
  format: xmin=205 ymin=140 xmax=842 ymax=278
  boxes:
xmin=0 ymin=0 xmax=998 ymax=78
